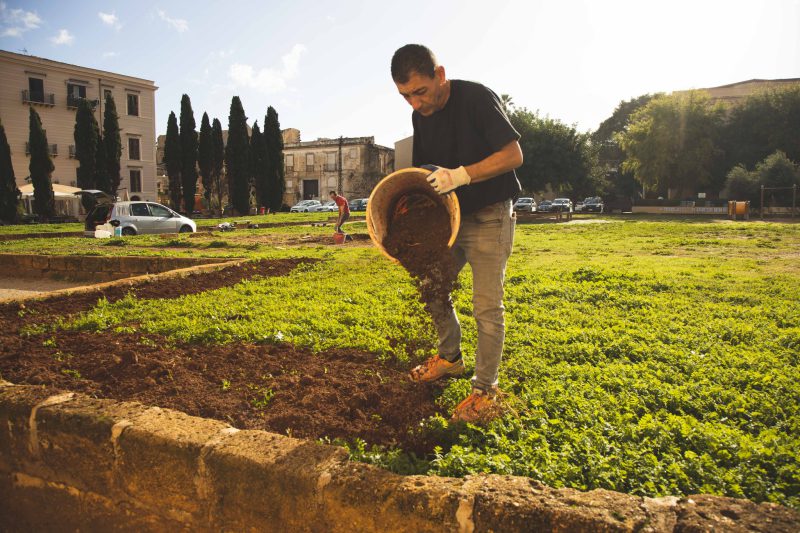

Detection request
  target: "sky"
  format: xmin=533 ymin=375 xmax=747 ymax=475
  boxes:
xmin=2 ymin=0 xmax=798 ymax=147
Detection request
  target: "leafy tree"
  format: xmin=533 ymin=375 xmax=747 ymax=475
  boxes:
xmin=499 ymin=94 xmax=514 ymax=115
xmin=211 ymin=118 xmax=225 ymax=215
xmin=509 ymin=107 xmax=599 ymax=197
xmin=225 ymin=96 xmax=251 ymax=215
xmin=264 ymin=106 xmax=285 ymax=212
xmin=102 ymin=92 xmax=122 ymax=196
xmin=592 ymin=94 xmax=656 ymax=202
xmin=720 ymin=86 xmax=800 ymax=172
xmin=94 ymin=119 xmax=109 ymax=194
xmin=0 ymin=120 xmax=21 ymax=224
xmin=28 ymin=107 xmax=55 ymax=218
xmin=723 ymin=152 xmax=799 ymax=206
xmin=250 ymin=121 xmax=270 ymax=210
xmin=617 ymin=91 xmax=725 ymax=198
xmin=179 ymin=94 xmax=198 ymax=213
xmin=164 ymin=111 xmax=182 ymax=210
xmin=74 ymin=98 xmax=99 ymax=194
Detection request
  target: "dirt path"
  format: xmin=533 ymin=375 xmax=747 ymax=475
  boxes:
xmin=0 ymin=277 xmax=94 ymax=300
xmin=0 ymin=259 xmax=443 ymax=453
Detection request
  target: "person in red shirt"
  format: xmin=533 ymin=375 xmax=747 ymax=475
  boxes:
xmin=329 ymin=190 xmax=351 ymax=237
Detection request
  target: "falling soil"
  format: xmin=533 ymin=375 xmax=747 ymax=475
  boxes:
xmin=382 ymin=190 xmax=458 ymax=322
xmin=0 ymin=258 xmax=443 ymax=454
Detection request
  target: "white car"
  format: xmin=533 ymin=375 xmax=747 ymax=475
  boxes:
xmin=513 ymin=197 xmax=537 ymax=212
xmin=78 ymin=191 xmax=196 ymax=237
xmin=290 ymin=200 xmax=321 ymax=212
xmin=552 ymin=198 xmax=573 ymax=212
xmin=309 ymin=200 xmax=338 ymax=212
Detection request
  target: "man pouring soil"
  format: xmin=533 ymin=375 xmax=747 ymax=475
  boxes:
xmin=391 ymin=44 xmax=523 ymax=422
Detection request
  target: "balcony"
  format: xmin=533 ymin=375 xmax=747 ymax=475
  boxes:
xmin=69 ymin=145 xmax=76 ymax=158
xmin=67 ymin=95 xmax=99 ymax=109
xmin=25 ymin=143 xmax=58 ymax=157
xmin=323 ymin=164 xmax=338 ymax=172
xmin=21 ymin=90 xmax=55 ymax=106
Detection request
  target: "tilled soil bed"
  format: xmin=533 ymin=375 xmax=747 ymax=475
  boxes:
xmin=0 ymin=259 xmax=443 ymax=453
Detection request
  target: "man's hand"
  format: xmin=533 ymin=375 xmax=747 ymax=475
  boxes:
xmin=426 ymin=166 xmax=471 ymax=194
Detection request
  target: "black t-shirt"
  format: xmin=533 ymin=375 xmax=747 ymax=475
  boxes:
xmin=411 ymin=79 xmax=521 ymax=214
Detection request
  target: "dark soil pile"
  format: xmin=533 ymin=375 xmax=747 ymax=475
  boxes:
xmin=382 ymin=191 xmax=457 ymax=321
xmin=0 ymin=259 xmax=443 ymax=453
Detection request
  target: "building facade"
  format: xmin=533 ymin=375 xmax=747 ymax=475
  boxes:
xmin=0 ymin=50 xmax=158 ymax=202
xmin=283 ymin=134 xmax=394 ymax=204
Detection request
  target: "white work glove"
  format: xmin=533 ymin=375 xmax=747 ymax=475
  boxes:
xmin=426 ymin=166 xmax=471 ymax=194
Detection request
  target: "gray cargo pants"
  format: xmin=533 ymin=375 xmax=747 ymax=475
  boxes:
xmin=428 ymin=199 xmax=516 ymax=391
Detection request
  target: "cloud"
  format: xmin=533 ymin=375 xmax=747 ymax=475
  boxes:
xmin=50 ymin=29 xmax=74 ymax=45
xmin=0 ymin=1 xmax=42 ymax=37
xmin=98 ymin=11 xmax=122 ymax=30
xmin=157 ymin=9 xmax=188 ymax=33
xmin=229 ymin=44 xmax=307 ymax=93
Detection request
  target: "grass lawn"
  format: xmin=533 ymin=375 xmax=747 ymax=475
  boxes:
xmin=4 ymin=216 xmax=799 ymax=508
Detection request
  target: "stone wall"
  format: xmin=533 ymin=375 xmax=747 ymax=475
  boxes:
xmin=1 ymin=382 xmax=797 ymax=532
xmin=0 ymin=254 xmax=228 ymax=282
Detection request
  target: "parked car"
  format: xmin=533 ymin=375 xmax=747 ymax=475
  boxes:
xmin=290 ymin=200 xmax=321 ymax=212
xmin=349 ymin=198 xmax=369 ymax=211
xmin=552 ymin=198 xmax=573 ymax=212
xmin=537 ymin=200 xmax=553 ymax=212
xmin=310 ymin=200 xmax=338 ymax=212
xmin=513 ymin=197 xmax=537 ymax=212
xmin=78 ymin=192 xmax=196 ymax=237
xmin=583 ymin=197 xmax=604 ymax=213
xmin=574 ymin=200 xmax=585 ymax=212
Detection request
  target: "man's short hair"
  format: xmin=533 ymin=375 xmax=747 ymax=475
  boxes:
xmin=329 ymin=190 xmax=337 ymax=196
xmin=391 ymin=44 xmax=437 ymax=83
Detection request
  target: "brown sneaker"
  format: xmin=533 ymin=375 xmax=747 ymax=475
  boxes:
xmin=451 ymin=387 xmax=500 ymax=423
xmin=409 ymin=355 xmax=465 ymax=382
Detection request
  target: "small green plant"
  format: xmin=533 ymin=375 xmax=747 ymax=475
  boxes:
xmin=248 ymin=384 xmax=274 ymax=409
xmin=221 ymin=379 xmax=231 ymax=391
xmin=61 ymin=369 xmax=82 ymax=379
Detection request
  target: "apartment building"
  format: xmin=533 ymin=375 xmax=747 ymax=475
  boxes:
xmin=0 ymin=50 xmax=158 ymax=202
xmin=283 ymin=132 xmax=394 ymax=205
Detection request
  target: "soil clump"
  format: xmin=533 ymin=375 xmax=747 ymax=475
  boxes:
xmin=382 ymin=190 xmax=457 ymax=322
xmin=0 ymin=258 xmax=443 ymax=453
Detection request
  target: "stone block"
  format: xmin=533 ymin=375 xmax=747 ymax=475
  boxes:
xmin=321 ymin=462 xmax=465 ymax=532
xmin=115 ymin=406 xmax=231 ymax=520
xmin=34 ymin=395 xmax=151 ymax=496
xmin=0 ymin=385 xmax=60 ymax=473
xmin=204 ymin=429 xmax=348 ymax=530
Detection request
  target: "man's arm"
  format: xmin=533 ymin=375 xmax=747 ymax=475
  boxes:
xmin=463 ymin=140 xmax=523 ymax=184
xmin=426 ymin=140 xmax=523 ymax=194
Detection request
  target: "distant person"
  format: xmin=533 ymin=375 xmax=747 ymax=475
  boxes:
xmin=330 ymin=190 xmax=351 ymax=240
xmin=391 ymin=44 xmax=523 ymax=423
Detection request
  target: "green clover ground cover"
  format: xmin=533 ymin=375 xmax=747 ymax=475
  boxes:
xmin=29 ymin=217 xmax=800 ymax=508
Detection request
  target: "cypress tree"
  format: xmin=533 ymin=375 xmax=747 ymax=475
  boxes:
xmin=264 ymin=106 xmax=285 ymax=212
xmin=197 ymin=112 xmax=213 ymax=207
xmin=28 ymin=107 xmax=55 ymax=218
xmin=225 ymin=96 xmax=251 ymax=215
xmin=164 ymin=111 xmax=182 ymax=211
xmin=0 ymin=120 xmax=21 ymax=224
xmin=94 ymin=119 xmax=109 ymax=194
xmin=179 ymin=94 xmax=198 ymax=213
xmin=250 ymin=122 xmax=270 ymax=210
xmin=74 ymin=98 xmax=98 ymax=195
xmin=211 ymin=118 xmax=225 ymax=215
xmin=103 ymin=93 xmax=122 ymax=196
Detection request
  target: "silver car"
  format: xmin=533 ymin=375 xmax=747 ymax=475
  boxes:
xmin=79 ymin=192 xmax=196 ymax=236
xmin=289 ymin=200 xmax=321 ymax=212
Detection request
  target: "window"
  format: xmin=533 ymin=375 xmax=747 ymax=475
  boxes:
xmin=67 ymin=83 xmax=87 ymax=107
xmin=128 ymin=138 xmax=141 ymax=160
xmin=305 ymin=153 xmax=314 ymax=170
xmin=130 ymin=202 xmax=149 ymax=216
xmin=285 ymin=154 xmax=294 ymax=170
xmin=325 ymin=152 xmax=337 ymax=171
xmin=148 ymin=203 xmax=172 ymax=217
xmin=127 ymin=93 xmax=139 ymax=116
xmin=28 ymin=78 xmax=44 ymax=102
xmin=349 ymin=148 xmax=358 ymax=158
xmin=130 ymin=169 xmax=142 ymax=192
